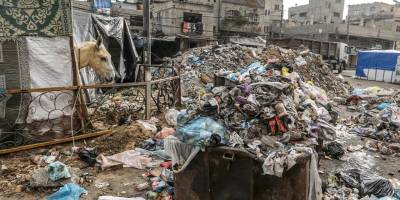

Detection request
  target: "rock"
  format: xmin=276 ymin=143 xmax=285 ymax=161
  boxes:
xmin=31 ymin=155 xmax=43 ymax=165
xmin=1 ymin=164 xmax=8 ymax=171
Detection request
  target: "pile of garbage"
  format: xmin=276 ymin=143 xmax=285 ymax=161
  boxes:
xmin=133 ymin=43 xmax=358 ymax=200
xmin=169 ymin=44 xmax=351 ymax=99
xmin=89 ymin=89 xmax=145 ymax=128
xmin=345 ymin=87 xmax=400 ymax=155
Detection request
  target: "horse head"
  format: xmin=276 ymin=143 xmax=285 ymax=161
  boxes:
xmin=77 ymin=38 xmax=116 ymax=82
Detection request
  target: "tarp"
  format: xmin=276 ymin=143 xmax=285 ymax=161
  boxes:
xmin=72 ymin=9 xmax=139 ymax=83
xmin=356 ymin=50 xmax=400 ymax=77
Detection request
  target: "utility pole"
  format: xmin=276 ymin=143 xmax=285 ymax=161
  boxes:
xmin=143 ymin=0 xmax=152 ymax=119
xmin=346 ymin=15 xmax=350 ymax=43
xmin=279 ymin=4 xmax=284 ymax=39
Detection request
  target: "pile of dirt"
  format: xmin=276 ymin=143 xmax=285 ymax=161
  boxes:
xmin=91 ymin=123 xmax=152 ymax=155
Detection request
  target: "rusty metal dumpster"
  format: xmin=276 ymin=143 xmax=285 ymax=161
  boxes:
xmin=174 ymin=147 xmax=311 ymax=200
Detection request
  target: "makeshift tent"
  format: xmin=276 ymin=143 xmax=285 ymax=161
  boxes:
xmin=72 ymin=9 xmax=139 ymax=83
xmin=355 ymin=50 xmax=400 ymax=83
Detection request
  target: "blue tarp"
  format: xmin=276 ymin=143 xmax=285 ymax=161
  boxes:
xmin=356 ymin=50 xmax=400 ymax=77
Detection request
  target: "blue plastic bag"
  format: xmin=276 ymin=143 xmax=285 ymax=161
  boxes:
xmin=47 ymin=183 xmax=87 ymax=200
xmin=176 ymin=117 xmax=226 ymax=146
xmin=377 ymin=102 xmax=391 ymax=111
xmin=247 ymin=62 xmax=266 ymax=74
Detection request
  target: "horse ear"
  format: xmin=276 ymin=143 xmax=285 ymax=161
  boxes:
xmin=96 ymin=38 xmax=102 ymax=49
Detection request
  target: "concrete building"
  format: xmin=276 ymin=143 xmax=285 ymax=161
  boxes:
xmin=263 ymin=0 xmax=283 ymax=34
xmin=152 ymin=0 xmax=283 ymax=46
xmin=272 ymin=23 xmax=400 ymax=49
xmin=111 ymin=0 xmax=144 ymax=34
xmin=217 ymin=0 xmax=266 ymax=37
xmin=152 ymin=0 xmax=216 ymax=47
xmin=288 ymin=0 xmax=345 ymax=26
xmin=348 ymin=2 xmax=400 ymax=33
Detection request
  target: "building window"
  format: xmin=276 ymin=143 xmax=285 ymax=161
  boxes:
xmin=324 ymin=16 xmax=327 ymax=22
xmin=370 ymin=6 xmax=375 ymax=11
xmin=336 ymin=0 xmax=341 ymax=3
xmin=213 ymin=26 xmax=216 ymax=32
xmin=299 ymin=12 xmax=307 ymax=17
xmin=130 ymin=15 xmax=143 ymax=27
xmin=183 ymin=12 xmax=202 ymax=23
xmin=396 ymin=25 xmax=400 ymax=32
xmin=391 ymin=7 xmax=394 ymax=12
xmin=226 ymin=10 xmax=241 ymax=18
xmin=265 ymin=10 xmax=270 ymax=16
xmin=333 ymin=12 xmax=340 ymax=17
xmin=290 ymin=14 xmax=296 ymax=18
xmin=274 ymin=4 xmax=280 ymax=11
xmin=248 ymin=13 xmax=259 ymax=23
xmin=264 ymin=26 xmax=268 ymax=33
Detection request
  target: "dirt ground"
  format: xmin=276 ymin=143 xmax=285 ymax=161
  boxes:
xmin=0 ymin=72 xmax=399 ymax=200
xmin=0 ymin=124 xmax=153 ymax=200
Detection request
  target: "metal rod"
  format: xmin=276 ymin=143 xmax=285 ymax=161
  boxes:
xmin=6 ymin=76 xmax=180 ymax=94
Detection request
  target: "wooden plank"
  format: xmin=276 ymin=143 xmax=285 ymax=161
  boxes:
xmin=0 ymin=130 xmax=112 ymax=155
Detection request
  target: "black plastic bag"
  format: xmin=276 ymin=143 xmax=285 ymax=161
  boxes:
xmin=338 ymin=169 xmax=394 ymax=198
xmin=323 ymin=141 xmax=345 ymax=159
xmin=79 ymin=149 xmax=98 ymax=167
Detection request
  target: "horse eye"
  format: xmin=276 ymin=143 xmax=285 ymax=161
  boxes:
xmin=101 ymin=57 xmax=107 ymax=62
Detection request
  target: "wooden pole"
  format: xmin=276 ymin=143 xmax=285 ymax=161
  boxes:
xmin=70 ymin=36 xmax=87 ymax=132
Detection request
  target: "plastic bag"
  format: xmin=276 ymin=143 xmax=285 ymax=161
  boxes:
xmin=47 ymin=183 xmax=87 ymax=200
xmin=136 ymin=119 xmax=157 ymax=133
xmin=323 ymin=141 xmax=344 ymax=159
xmin=48 ymin=161 xmax=71 ymax=182
xmin=176 ymin=117 xmax=226 ymax=146
xmin=165 ymin=109 xmax=180 ymax=127
xmin=338 ymin=169 xmax=394 ymax=198
xmin=281 ymin=66 xmax=290 ymax=77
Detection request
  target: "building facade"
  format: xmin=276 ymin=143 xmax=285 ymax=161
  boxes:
xmin=217 ymin=0 xmax=266 ymax=36
xmin=348 ymin=2 xmax=400 ymax=33
xmin=288 ymin=0 xmax=345 ymax=26
xmin=74 ymin=0 xmax=284 ymax=47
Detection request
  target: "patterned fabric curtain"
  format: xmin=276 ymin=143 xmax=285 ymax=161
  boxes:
xmin=0 ymin=0 xmax=72 ymax=37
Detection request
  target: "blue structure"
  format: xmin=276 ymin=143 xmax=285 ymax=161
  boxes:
xmin=356 ymin=50 xmax=400 ymax=83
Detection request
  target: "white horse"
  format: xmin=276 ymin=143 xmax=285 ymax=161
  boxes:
xmin=75 ymin=38 xmax=116 ymax=82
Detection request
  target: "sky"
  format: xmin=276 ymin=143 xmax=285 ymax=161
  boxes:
xmin=283 ymin=0 xmax=396 ymax=19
